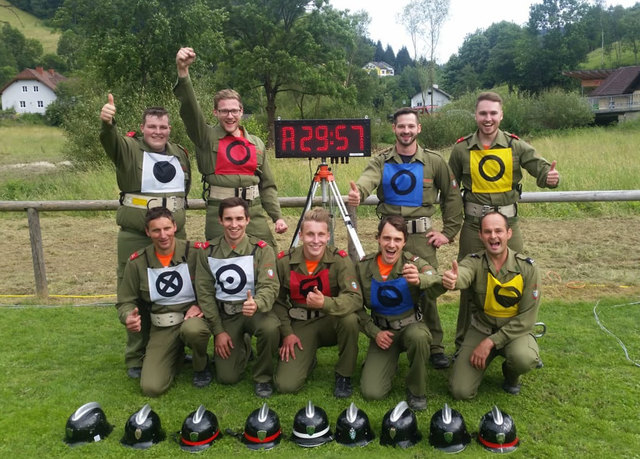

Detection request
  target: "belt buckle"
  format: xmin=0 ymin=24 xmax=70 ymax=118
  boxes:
xmin=481 ymin=205 xmax=496 ymax=216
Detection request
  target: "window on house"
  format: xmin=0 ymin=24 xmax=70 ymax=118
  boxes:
xmin=37 ymin=101 xmax=44 ymax=108
xmin=19 ymin=101 xmax=26 ymax=107
xmin=22 ymin=86 xmax=28 ymax=92
xmin=34 ymin=86 xmax=39 ymax=92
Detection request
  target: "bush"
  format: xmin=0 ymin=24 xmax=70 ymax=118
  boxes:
xmin=418 ymin=106 xmax=476 ymax=150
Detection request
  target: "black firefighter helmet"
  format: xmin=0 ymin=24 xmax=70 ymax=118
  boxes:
xmin=335 ymin=402 xmax=375 ymax=447
xmin=178 ymin=405 xmax=221 ymax=452
xmin=121 ymin=404 xmax=166 ymax=449
xmin=380 ymin=400 xmax=421 ymax=448
xmin=478 ymin=405 xmax=520 ymax=453
xmin=428 ymin=403 xmax=471 ymax=453
xmin=241 ymin=403 xmax=282 ymax=450
xmin=64 ymin=402 xmax=113 ymax=446
xmin=291 ymin=400 xmax=333 ymax=447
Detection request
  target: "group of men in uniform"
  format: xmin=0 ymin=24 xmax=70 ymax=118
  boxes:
xmin=102 ymin=45 xmax=559 ymax=407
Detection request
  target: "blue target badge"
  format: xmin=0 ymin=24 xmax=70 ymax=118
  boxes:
xmin=370 ymin=277 xmax=413 ymax=315
xmin=381 ymin=163 xmax=423 ymax=206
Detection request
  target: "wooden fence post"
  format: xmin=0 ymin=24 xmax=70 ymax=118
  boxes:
xmin=27 ymin=207 xmax=48 ymax=299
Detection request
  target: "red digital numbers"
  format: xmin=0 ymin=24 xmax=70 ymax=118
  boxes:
xmin=275 ymin=119 xmax=370 ymax=158
xmin=280 ymin=126 xmax=295 ymax=152
xmin=335 ymin=124 xmax=347 ymax=150
xmin=351 ymin=125 xmax=364 ymax=151
xmin=316 ymin=125 xmax=328 ymax=152
xmin=300 ymin=126 xmax=313 ymax=152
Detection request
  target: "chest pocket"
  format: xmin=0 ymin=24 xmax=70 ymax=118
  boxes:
xmin=470 ymin=148 xmax=513 ymax=193
xmin=147 ymin=263 xmax=195 ymax=305
xmin=141 ymin=151 xmax=185 ymax=193
xmin=382 ymin=162 xmax=423 ymax=206
xmin=483 ymin=272 xmax=523 ymax=318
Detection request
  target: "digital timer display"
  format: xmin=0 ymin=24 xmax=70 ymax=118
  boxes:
xmin=274 ymin=119 xmax=371 ymax=159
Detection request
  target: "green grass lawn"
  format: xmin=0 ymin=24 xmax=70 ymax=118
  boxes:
xmin=0 ymin=0 xmax=60 ymax=54
xmin=1 ymin=297 xmax=639 ymax=457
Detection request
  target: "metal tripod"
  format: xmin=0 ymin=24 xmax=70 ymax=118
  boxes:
xmin=290 ymin=161 xmax=365 ymax=260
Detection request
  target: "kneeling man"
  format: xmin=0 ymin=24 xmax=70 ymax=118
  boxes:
xmin=357 ymin=215 xmax=444 ymax=411
xmin=117 ymin=207 xmax=211 ymax=397
xmin=443 ymin=211 xmax=541 ymax=400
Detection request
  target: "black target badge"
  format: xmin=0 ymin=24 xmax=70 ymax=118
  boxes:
xmin=225 ymin=140 xmax=252 ymax=165
xmin=376 ymin=285 xmax=403 ymax=307
xmin=478 ymin=155 xmax=505 ymax=182
xmin=493 ymin=285 xmax=522 ymax=308
xmin=153 ymin=161 xmax=177 ymax=183
xmin=390 ymin=170 xmax=417 ymax=196
xmin=299 ymin=277 xmax=324 ymax=297
xmin=215 ymin=264 xmax=247 ymax=295
xmin=155 ymin=270 xmax=183 ymax=297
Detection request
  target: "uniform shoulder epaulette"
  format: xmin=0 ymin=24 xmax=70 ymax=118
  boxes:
xmin=193 ymin=241 xmax=210 ymax=250
xmin=126 ymin=131 xmax=137 ymax=138
xmin=456 ymin=133 xmax=473 ymax=144
xmin=129 ymin=248 xmax=145 ymax=260
xmin=505 ymin=132 xmax=520 ymax=140
xmin=277 ymin=249 xmax=293 ymax=259
xmin=256 ymin=240 xmax=268 ymax=248
xmin=336 ymin=249 xmax=348 ymax=258
xmin=470 ymin=253 xmax=481 ymax=259
xmin=516 ymin=253 xmax=534 ymax=264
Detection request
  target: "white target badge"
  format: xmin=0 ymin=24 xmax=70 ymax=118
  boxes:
xmin=141 ymin=151 xmax=185 ymax=193
xmin=147 ymin=263 xmax=195 ymax=305
xmin=208 ymin=255 xmax=255 ymax=301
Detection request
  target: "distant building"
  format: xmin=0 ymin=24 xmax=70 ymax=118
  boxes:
xmin=363 ymin=61 xmax=395 ymax=77
xmin=1 ymin=67 xmax=67 ymax=114
xmin=410 ymin=85 xmax=452 ymax=113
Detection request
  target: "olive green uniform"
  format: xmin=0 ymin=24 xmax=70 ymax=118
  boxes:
xmin=448 ymin=249 xmax=541 ymax=400
xmin=449 ymin=129 xmax=556 ymax=348
xmin=173 ymin=76 xmax=283 ymax=247
xmin=100 ymin=120 xmax=191 ymax=369
xmin=354 ymin=146 xmax=463 ymax=354
xmin=117 ymin=239 xmax=209 ymax=397
xmin=273 ymin=246 xmax=362 ymax=394
xmin=357 ymin=251 xmax=446 ymax=400
xmin=195 ymin=235 xmax=279 ymax=385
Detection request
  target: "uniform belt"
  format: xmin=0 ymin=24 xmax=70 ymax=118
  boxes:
xmin=220 ymin=302 xmax=243 ymax=316
xmin=288 ymin=307 xmax=325 ymax=321
xmin=405 ymin=217 xmax=432 ymax=234
xmin=121 ymin=193 xmax=185 ymax=212
xmin=464 ymin=202 xmax=517 ymax=218
xmin=150 ymin=312 xmax=184 ymax=327
xmin=373 ymin=312 xmax=420 ymax=331
xmin=208 ymin=184 xmax=260 ymax=201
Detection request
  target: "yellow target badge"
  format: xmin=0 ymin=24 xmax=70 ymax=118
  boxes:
xmin=470 ymin=148 xmax=513 ymax=193
xmin=484 ymin=273 xmax=523 ymax=318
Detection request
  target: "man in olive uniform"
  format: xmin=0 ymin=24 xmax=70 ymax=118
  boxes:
xmin=174 ymin=47 xmax=288 ymax=249
xmin=442 ymin=212 xmax=541 ymax=400
xmin=117 ymin=207 xmax=211 ymax=397
xmin=100 ymin=96 xmax=191 ymax=378
xmin=195 ymin=197 xmax=280 ymax=398
xmin=348 ymin=107 xmax=462 ymax=369
xmin=273 ymin=207 xmax=362 ymax=398
xmin=357 ymin=216 xmax=446 ymax=411
xmin=449 ymin=91 xmax=559 ymax=351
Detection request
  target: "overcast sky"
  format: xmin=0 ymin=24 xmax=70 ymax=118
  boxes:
xmin=329 ymin=0 xmax=638 ymax=63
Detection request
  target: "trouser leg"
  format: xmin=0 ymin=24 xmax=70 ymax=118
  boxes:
xmin=360 ymin=338 xmax=400 ymax=400
xmin=213 ymin=314 xmax=250 ymax=385
xmin=140 ymin=325 xmax=182 ymax=397
xmin=330 ymin=313 xmax=359 ymax=377
xmin=402 ymin=322 xmax=432 ymax=397
xmin=502 ymin=333 xmax=539 ymax=383
xmin=274 ymin=320 xmax=319 ymax=394
xmin=449 ymin=327 xmax=495 ymax=400
xmin=180 ymin=317 xmax=211 ymax=372
xmin=246 ymin=312 xmax=280 ymax=383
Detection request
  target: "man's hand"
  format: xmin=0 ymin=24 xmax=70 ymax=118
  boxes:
xmin=546 ymin=160 xmax=560 ymax=186
xmin=426 ymin=230 xmax=450 ymax=248
xmin=214 ymin=332 xmax=233 ymax=359
xmin=306 ymin=286 xmax=324 ymax=309
xmin=347 ymin=180 xmax=360 ymax=207
xmin=274 ymin=218 xmax=288 ymax=234
xmin=185 ymin=304 xmax=203 ymax=320
xmin=100 ymin=93 xmax=116 ymax=124
xmin=470 ymin=337 xmax=495 ymax=370
xmin=242 ymin=290 xmax=257 ymax=317
xmin=176 ymin=47 xmax=196 ymax=78
xmin=279 ymin=334 xmax=303 ymax=361
xmin=125 ymin=307 xmax=141 ymax=332
xmin=402 ymin=263 xmax=420 ymax=286
xmin=442 ymin=260 xmax=458 ymax=290
xmin=375 ymin=330 xmax=394 ymax=350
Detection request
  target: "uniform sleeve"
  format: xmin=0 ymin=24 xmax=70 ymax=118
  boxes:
xmin=116 ymin=260 xmax=141 ymax=325
xmin=452 ymin=255 xmax=479 ymax=290
xmin=323 ymin=256 xmax=363 ymax=316
xmin=355 ymin=154 xmax=385 ymax=202
xmin=517 ymin=140 xmax=557 ymax=189
xmin=490 ymin=264 xmax=541 ymax=349
xmin=99 ymin=120 xmax=129 ymax=165
xmin=413 ymin=257 xmax=447 ymax=299
xmin=173 ymin=76 xmax=213 ymax=159
xmin=194 ymin=249 xmax=225 ymax=335
xmin=433 ymin=156 xmax=463 ymax=241
xmin=448 ymin=145 xmax=464 ymax=184
xmin=355 ymin=261 xmax=380 ymax=339
xmin=273 ymin=257 xmax=295 ymax=337
xmin=254 ymin=244 xmax=280 ymax=312
xmin=256 ymin=150 xmax=283 ymax=222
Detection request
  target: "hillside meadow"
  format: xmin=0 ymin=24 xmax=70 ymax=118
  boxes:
xmin=0 ymin=0 xmax=60 ymax=54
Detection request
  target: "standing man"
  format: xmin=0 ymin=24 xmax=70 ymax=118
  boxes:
xmin=357 ymin=216 xmax=446 ymax=411
xmin=174 ymin=47 xmax=287 ymax=249
xmin=348 ymin=107 xmax=463 ymax=369
xmin=100 ymin=96 xmax=191 ymax=379
xmin=273 ymin=207 xmax=362 ymax=398
xmin=117 ymin=207 xmax=211 ymax=397
xmin=195 ymin=197 xmax=280 ymax=398
xmin=442 ymin=211 xmax=541 ymax=400
xmin=449 ymin=91 xmax=559 ymax=351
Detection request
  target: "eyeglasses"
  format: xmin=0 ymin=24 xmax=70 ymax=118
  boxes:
xmin=216 ymin=108 xmax=241 ymax=116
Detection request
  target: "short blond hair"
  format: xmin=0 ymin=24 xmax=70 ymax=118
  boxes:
xmin=301 ymin=207 xmax=331 ymax=231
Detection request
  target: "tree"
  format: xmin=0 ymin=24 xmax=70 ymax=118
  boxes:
xmin=383 ymin=44 xmax=396 ymax=67
xmin=395 ymin=46 xmax=413 ymax=74
xmin=374 ymin=40 xmax=385 ymax=62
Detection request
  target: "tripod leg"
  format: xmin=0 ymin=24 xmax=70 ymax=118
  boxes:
xmin=327 ymin=179 xmax=366 ymax=260
xmin=290 ymin=179 xmax=320 ymax=249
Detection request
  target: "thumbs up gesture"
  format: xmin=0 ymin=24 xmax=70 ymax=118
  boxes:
xmin=125 ymin=307 xmax=141 ymax=332
xmin=347 ymin=180 xmax=361 ymax=207
xmin=442 ymin=260 xmax=459 ymax=290
xmin=100 ymin=93 xmax=116 ymax=124
xmin=306 ymin=286 xmax=325 ymax=309
xmin=546 ymin=160 xmax=560 ymax=187
xmin=242 ymin=289 xmax=257 ymax=317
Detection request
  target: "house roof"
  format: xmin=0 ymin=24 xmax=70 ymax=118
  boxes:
xmin=412 ymin=85 xmax=452 ymax=100
xmin=0 ymin=67 xmax=67 ymax=94
xmin=589 ymin=66 xmax=640 ymax=96
xmin=563 ymin=69 xmax=616 ymax=81
xmin=365 ymin=61 xmax=394 ymax=71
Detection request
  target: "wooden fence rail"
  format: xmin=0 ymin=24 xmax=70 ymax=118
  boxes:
xmin=2 ymin=189 xmax=640 ymax=298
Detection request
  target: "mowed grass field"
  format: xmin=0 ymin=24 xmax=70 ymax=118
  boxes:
xmin=1 ymin=121 xmax=640 ymax=456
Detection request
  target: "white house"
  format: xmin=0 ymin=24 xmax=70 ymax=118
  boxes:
xmin=363 ymin=61 xmax=395 ymax=77
xmin=1 ymin=67 xmax=66 ymax=114
xmin=410 ymin=85 xmax=452 ymax=113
